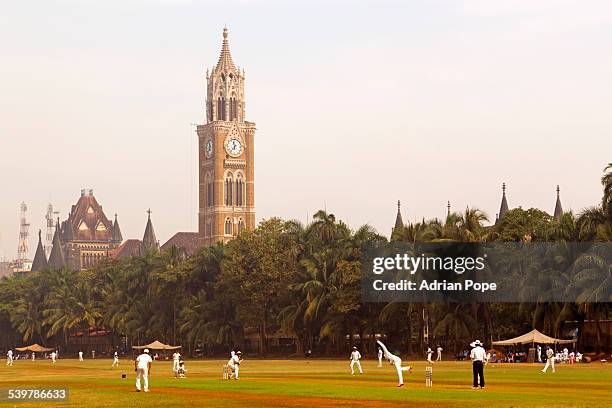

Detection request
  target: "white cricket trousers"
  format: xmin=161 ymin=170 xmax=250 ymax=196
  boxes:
xmin=350 ymin=360 xmax=363 ymax=374
xmin=234 ymin=364 xmax=239 ymax=379
xmin=543 ymin=358 xmax=555 ymax=373
xmin=393 ymin=357 xmax=404 ymax=385
xmin=378 ymin=355 xmax=382 ymax=367
xmin=136 ymin=368 xmax=149 ymax=391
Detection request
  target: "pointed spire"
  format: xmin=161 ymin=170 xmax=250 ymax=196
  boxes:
xmin=394 ymin=200 xmax=404 ymax=231
xmin=31 ymin=229 xmax=48 ymax=272
xmin=496 ymin=183 xmax=509 ymax=225
xmin=112 ymin=213 xmax=123 ymax=242
xmin=553 ymin=185 xmax=563 ymax=221
xmin=214 ymin=27 xmax=238 ymax=73
xmin=48 ymin=218 xmax=65 ymax=269
xmin=447 ymin=201 xmax=451 ymax=218
xmin=141 ymin=209 xmax=159 ymax=255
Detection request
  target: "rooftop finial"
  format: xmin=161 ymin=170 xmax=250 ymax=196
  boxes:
xmin=214 ymin=26 xmax=237 ymax=73
xmin=397 ymin=200 xmax=401 ymax=211
xmin=147 ymin=208 xmax=152 ymax=219
xmin=556 ymin=185 xmax=560 ymax=196
xmin=447 ymin=201 xmax=451 ymax=216
xmin=38 ymin=229 xmax=42 ymax=241
xmin=502 ymin=182 xmax=506 ymax=195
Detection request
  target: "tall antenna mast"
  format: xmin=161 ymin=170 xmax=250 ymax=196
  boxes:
xmin=45 ymin=203 xmax=59 ymax=258
xmin=17 ymin=202 xmax=30 ymax=261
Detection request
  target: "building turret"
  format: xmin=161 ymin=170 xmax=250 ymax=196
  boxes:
xmin=141 ymin=209 xmax=160 ymax=255
xmin=111 ymin=214 xmax=123 ymax=243
xmin=48 ymin=218 xmax=66 ymax=269
xmin=496 ymin=183 xmax=509 ymax=225
xmin=553 ymin=185 xmax=563 ymax=221
xmin=31 ymin=230 xmax=48 ymax=272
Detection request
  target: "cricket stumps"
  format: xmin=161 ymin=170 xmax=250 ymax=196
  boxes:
xmin=425 ymin=366 xmax=433 ymax=387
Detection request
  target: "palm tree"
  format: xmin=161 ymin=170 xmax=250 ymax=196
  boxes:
xmin=433 ymin=304 xmax=478 ymax=353
xmin=602 ymin=163 xmax=612 ymax=222
xmin=577 ymin=207 xmax=611 ymax=241
xmin=11 ymin=297 xmax=43 ymax=343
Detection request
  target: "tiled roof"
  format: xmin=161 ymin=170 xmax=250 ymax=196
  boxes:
xmin=109 ymin=239 xmax=142 ymax=259
xmin=161 ymin=232 xmax=206 ymax=257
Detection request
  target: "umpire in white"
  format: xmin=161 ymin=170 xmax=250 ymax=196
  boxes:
xmin=470 ymin=340 xmax=486 ymax=389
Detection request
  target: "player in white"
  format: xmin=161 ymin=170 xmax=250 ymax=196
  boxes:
xmin=78 ymin=351 xmax=84 ymax=362
xmin=436 ymin=345 xmax=443 ymax=361
xmin=227 ymin=351 xmax=242 ymax=380
xmin=6 ymin=350 xmax=13 ymax=366
xmin=537 ymin=345 xmax=542 ymax=363
xmin=542 ymin=346 xmax=555 ymax=373
xmin=426 ymin=347 xmax=433 ymax=364
xmin=172 ymin=351 xmax=181 ymax=378
xmin=349 ymin=346 xmax=363 ymax=375
xmin=51 ymin=351 xmax=57 ymax=364
xmin=112 ymin=351 xmax=119 ymax=367
xmin=31 ymin=352 xmax=35 ymax=361
xmin=177 ymin=361 xmax=186 ymax=378
xmin=135 ymin=348 xmax=153 ymax=392
xmin=377 ymin=347 xmax=383 ymax=367
xmin=376 ymin=339 xmax=411 ymax=387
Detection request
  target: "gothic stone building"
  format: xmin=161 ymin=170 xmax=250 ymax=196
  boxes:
xmin=198 ymin=28 xmax=256 ymax=245
xmin=32 ymin=189 xmax=123 ymax=272
xmin=59 ymin=189 xmax=122 ymax=271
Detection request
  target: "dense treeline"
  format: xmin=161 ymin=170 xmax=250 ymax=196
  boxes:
xmin=1 ymin=164 xmax=610 ymax=356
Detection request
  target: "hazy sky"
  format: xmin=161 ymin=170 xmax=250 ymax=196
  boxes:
xmin=1 ymin=0 xmax=611 ymax=259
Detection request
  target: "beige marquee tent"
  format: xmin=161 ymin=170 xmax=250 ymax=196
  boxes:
xmin=132 ymin=340 xmax=181 ymax=350
xmin=15 ymin=343 xmax=55 ymax=352
xmin=492 ymin=329 xmax=575 ymax=346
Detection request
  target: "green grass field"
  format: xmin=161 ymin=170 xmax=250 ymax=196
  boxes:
xmin=1 ymin=358 xmax=611 ymax=407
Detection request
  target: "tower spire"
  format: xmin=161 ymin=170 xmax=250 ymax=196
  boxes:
xmin=447 ymin=201 xmax=451 ymax=218
xmin=553 ymin=185 xmax=563 ymax=221
xmin=496 ymin=182 xmax=509 ymax=225
xmin=112 ymin=213 xmax=123 ymax=242
xmin=31 ymin=229 xmax=48 ymax=272
xmin=48 ymin=218 xmax=66 ymax=269
xmin=392 ymin=200 xmax=404 ymax=236
xmin=215 ymin=27 xmax=238 ymax=73
xmin=141 ymin=209 xmax=159 ymax=255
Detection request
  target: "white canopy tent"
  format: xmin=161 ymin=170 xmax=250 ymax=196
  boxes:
xmin=492 ymin=329 xmax=575 ymax=346
xmin=132 ymin=340 xmax=181 ymax=350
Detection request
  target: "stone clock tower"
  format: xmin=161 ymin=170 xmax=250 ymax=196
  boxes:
xmin=198 ymin=28 xmax=256 ymax=245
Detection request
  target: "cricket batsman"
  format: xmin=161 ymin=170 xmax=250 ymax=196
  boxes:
xmin=227 ymin=350 xmax=242 ymax=380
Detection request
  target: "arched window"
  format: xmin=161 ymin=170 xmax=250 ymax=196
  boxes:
xmin=224 ymin=218 xmax=233 ymax=235
xmin=238 ymin=218 xmax=245 ymax=233
xmin=235 ymin=173 xmax=244 ymax=206
xmin=217 ymin=97 xmax=226 ymax=121
xmin=206 ymin=173 xmax=214 ymax=207
xmin=224 ymin=173 xmax=233 ymax=206
xmin=230 ymin=96 xmax=238 ymax=121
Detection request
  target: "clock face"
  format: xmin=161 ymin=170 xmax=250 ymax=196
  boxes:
xmin=205 ymin=139 xmax=213 ymax=158
xmin=225 ymin=137 xmax=243 ymax=157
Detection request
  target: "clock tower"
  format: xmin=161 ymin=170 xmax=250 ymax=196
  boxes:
xmin=198 ymin=27 xmax=256 ymax=245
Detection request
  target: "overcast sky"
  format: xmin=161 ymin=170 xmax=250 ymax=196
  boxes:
xmin=1 ymin=0 xmax=611 ymax=259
